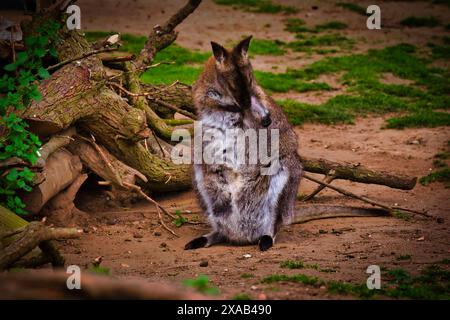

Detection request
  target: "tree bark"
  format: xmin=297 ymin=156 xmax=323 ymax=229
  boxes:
xmin=300 ymin=156 xmax=417 ymax=190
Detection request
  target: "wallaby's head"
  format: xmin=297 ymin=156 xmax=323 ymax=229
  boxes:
xmin=197 ymin=36 xmax=271 ymax=127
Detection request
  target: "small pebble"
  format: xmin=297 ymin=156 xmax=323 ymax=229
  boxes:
xmin=199 ymin=260 xmax=209 ymax=267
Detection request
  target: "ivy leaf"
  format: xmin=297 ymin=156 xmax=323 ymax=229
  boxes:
xmin=37 ymin=67 xmax=50 ymax=79
xmin=29 ymin=87 xmax=42 ymax=101
xmin=34 ymin=47 xmax=46 ymax=58
xmin=6 ymin=169 xmax=19 ymax=182
xmin=4 ymin=63 xmax=18 ymax=71
xmin=49 ymin=47 xmax=58 ymax=58
xmin=25 ymin=36 xmax=37 ymax=46
xmin=16 ymin=52 xmax=29 ymax=65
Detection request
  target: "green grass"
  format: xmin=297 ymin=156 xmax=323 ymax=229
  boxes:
xmin=419 ymin=167 xmax=450 ymax=187
xmin=278 ymin=98 xmax=353 ymax=126
xmin=277 ymin=44 xmax=450 ymax=127
xmin=87 ymin=265 xmax=111 ymax=275
xmin=241 ymin=273 xmax=255 ymax=279
xmin=400 ymin=16 xmax=441 ymax=27
xmin=249 ymin=39 xmax=286 ymax=55
xmin=336 ymin=2 xmax=367 ymax=15
xmin=255 ymin=71 xmax=332 ymax=93
xmin=183 ymin=274 xmax=220 ymax=295
xmin=262 ymin=265 xmax=450 ymax=299
xmin=233 ymin=293 xmax=252 ymax=300
xmin=280 ymin=260 xmax=305 ymax=269
xmin=385 ymin=112 xmax=450 ymax=129
xmin=316 ymin=21 xmax=348 ymax=31
xmin=428 ymin=42 xmax=450 ymax=60
xmin=85 ymin=31 xmax=147 ymax=55
xmin=213 ymin=0 xmax=298 ymax=14
xmin=287 ymin=34 xmax=354 ymax=51
xmin=262 ymin=274 xmax=321 ymax=286
xmin=435 ymin=152 xmax=450 ymax=160
xmin=284 ymin=19 xmax=348 ymax=34
xmin=280 ymin=260 xmax=336 ymax=272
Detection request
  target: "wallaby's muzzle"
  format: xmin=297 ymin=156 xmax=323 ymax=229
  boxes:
xmin=262 ymin=113 xmax=272 ymax=127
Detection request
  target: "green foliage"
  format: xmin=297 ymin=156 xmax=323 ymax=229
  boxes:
xmin=183 ymin=274 xmax=220 ymax=295
xmin=336 ymin=2 xmax=367 ymax=15
xmin=0 ymin=20 xmax=60 ymax=214
xmin=233 ymin=293 xmax=252 ymax=300
xmin=419 ymin=167 xmax=450 ymax=187
xmin=400 ymin=16 xmax=441 ymax=27
xmin=172 ymin=209 xmax=188 ymax=227
xmin=213 ymin=0 xmax=298 ymax=14
xmin=284 ymin=18 xmax=309 ymax=33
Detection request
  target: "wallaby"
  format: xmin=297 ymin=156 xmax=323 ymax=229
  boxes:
xmin=185 ymin=36 xmax=387 ymax=251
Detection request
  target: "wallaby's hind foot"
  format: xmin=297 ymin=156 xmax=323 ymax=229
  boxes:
xmin=184 ymin=236 xmax=208 ymax=250
xmin=258 ymin=235 xmax=273 ymax=251
xmin=184 ymin=232 xmax=225 ymax=250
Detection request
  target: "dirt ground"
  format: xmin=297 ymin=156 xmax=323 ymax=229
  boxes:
xmin=3 ymin=0 xmax=450 ymax=299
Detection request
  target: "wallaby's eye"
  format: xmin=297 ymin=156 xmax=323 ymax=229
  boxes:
xmin=207 ymin=89 xmax=222 ymax=100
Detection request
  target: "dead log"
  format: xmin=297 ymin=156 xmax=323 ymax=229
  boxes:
xmin=36 ymin=127 xmax=76 ymax=167
xmin=21 ymin=148 xmax=82 ymax=214
xmin=0 ymin=270 xmax=209 ymax=300
xmin=300 ymin=156 xmax=417 ymax=190
xmin=0 ymin=205 xmax=68 ymax=268
xmin=42 ymin=174 xmax=89 ymax=227
xmin=0 ymin=221 xmax=81 ymax=270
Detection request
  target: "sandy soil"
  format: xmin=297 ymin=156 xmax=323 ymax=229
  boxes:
xmin=2 ymin=0 xmax=449 ymax=299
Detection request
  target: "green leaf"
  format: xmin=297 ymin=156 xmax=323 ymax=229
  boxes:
xmin=16 ymin=52 xmax=29 ymax=65
xmin=4 ymin=63 xmax=17 ymax=71
xmin=37 ymin=67 xmax=50 ymax=79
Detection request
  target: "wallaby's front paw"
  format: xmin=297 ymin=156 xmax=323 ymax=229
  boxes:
xmin=184 ymin=236 xmax=208 ymax=250
xmin=258 ymin=235 xmax=273 ymax=251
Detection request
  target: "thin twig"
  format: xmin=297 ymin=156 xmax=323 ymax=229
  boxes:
xmin=156 ymin=204 xmax=178 ymax=237
xmin=302 ymin=170 xmax=336 ymax=201
xmin=47 ymin=47 xmax=118 ymax=71
xmin=303 ymin=173 xmax=432 ymax=219
xmin=147 ymin=96 xmax=197 ymax=120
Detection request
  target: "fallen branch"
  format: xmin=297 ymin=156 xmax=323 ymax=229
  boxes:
xmin=0 ymin=221 xmax=81 ymax=270
xmin=301 ymin=156 xmax=417 ymax=190
xmin=36 ymin=127 xmax=76 ymax=167
xmin=303 ymin=173 xmax=432 ymax=219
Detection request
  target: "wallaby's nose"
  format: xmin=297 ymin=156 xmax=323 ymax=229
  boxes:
xmin=262 ymin=114 xmax=271 ymax=127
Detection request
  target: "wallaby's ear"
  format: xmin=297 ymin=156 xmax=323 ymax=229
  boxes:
xmin=211 ymin=41 xmax=227 ymax=63
xmin=235 ymin=35 xmax=252 ymax=57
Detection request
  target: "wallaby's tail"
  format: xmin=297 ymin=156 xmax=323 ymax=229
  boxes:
xmin=290 ymin=204 xmax=390 ymax=224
